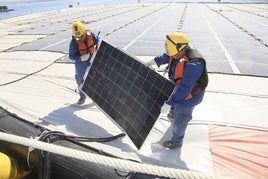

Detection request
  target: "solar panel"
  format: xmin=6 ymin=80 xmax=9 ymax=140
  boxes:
xmin=81 ymin=40 xmax=175 ymax=149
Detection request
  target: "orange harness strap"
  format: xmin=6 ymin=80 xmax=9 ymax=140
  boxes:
xmin=169 ymin=55 xmax=193 ymax=100
xmin=75 ymin=31 xmax=95 ymax=56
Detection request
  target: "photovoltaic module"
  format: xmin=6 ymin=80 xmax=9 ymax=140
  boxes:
xmin=81 ymin=40 xmax=175 ymax=149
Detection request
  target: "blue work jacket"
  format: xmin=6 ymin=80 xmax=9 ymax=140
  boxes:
xmin=154 ymin=53 xmax=205 ymax=107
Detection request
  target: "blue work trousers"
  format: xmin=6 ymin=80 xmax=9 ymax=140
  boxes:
xmin=75 ymin=74 xmax=86 ymax=99
xmin=171 ymin=91 xmax=205 ymax=145
xmin=171 ymin=105 xmax=194 ymax=145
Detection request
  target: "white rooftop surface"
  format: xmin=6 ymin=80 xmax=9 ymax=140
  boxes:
xmin=1 ymin=38 xmax=268 ymax=176
xmin=1 ymin=2 xmax=268 ymax=178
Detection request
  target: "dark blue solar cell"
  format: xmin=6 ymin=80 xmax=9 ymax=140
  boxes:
xmin=82 ymin=40 xmax=175 ymax=149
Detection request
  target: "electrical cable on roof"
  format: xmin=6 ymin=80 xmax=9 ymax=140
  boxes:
xmin=33 ymin=130 xmax=126 ymax=143
xmin=0 ymin=58 xmax=59 ymax=87
xmin=0 ymin=106 xmax=132 ymax=167
xmin=26 ymin=130 xmax=129 ymax=177
xmin=0 ymin=4 xmax=171 ymax=88
xmin=0 ymin=132 xmax=225 ymax=179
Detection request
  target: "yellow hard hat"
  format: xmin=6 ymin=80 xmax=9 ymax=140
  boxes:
xmin=165 ymin=32 xmax=189 ymax=56
xmin=72 ymin=21 xmax=85 ymax=37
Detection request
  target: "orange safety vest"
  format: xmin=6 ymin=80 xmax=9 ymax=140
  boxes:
xmin=168 ymin=55 xmax=188 ymax=86
xmin=75 ymin=31 xmax=95 ymax=56
xmin=168 ymin=55 xmax=193 ymax=100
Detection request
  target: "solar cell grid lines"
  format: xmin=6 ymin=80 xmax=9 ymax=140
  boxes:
xmin=82 ymin=40 xmax=175 ymax=149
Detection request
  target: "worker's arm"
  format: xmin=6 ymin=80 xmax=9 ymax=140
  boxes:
xmin=154 ymin=53 xmax=169 ymax=67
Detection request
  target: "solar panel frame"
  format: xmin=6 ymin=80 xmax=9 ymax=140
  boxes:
xmin=81 ymin=40 xmax=175 ymax=149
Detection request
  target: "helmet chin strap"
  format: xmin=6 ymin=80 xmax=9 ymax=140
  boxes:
xmin=166 ymin=35 xmax=178 ymax=47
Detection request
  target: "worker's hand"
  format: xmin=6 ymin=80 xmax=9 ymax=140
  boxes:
xmin=145 ymin=59 xmax=156 ymax=70
xmin=161 ymin=103 xmax=170 ymax=114
xmin=81 ymin=54 xmax=90 ymax=62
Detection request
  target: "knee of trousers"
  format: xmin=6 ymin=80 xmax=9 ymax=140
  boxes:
xmin=179 ymin=114 xmax=192 ymax=125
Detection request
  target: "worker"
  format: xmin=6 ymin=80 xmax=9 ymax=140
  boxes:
xmin=69 ymin=21 xmax=99 ymax=105
xmin=146 ymin=32 xmax=208 ymax=149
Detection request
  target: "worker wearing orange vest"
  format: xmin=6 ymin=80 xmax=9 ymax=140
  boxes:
xmin=146 ymin=32 xmax=208 ymax=149
xmin=69 ymin=21 xmax=99 ymax=105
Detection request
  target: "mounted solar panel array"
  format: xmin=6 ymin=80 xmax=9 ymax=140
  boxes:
xmin=81 ymin=40 xmax=175 ymax=149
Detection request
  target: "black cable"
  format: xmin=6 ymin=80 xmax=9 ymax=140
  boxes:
xmin=114 ymin=169 xmax=133 ymax=178
xmin=37 ymin=130 xmax=125 ymax=143
xmin=34 ymin=130 xmax=135 ymax=159
xmin=0 ymin=52 xmax=69 ymax=87
xmin=63 ymin=133 xmax=126 ymax=142
xmin=0 ymin=59 xmax=59 ymax=87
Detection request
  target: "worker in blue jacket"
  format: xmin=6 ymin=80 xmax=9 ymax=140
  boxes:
xmin=146 ymin=32 xmax=208 ymax=149
xmin=69 ymin=21 xmax=99 ymax=105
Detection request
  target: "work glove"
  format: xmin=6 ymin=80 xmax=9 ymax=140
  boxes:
xmin=145 ymin=59 xmax=156 ymax=70
xmin=81 ymin=53 xmax=90 ymax=62
xmin=161 ymin=103 xmax=170 ymax=114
